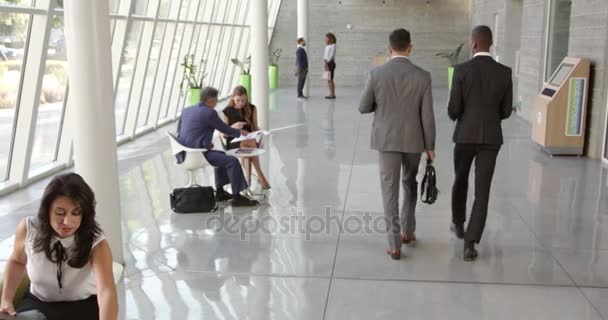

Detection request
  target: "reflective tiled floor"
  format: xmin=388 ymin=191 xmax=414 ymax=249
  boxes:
xmin=1 ymin=88 xmax=608 ymax=319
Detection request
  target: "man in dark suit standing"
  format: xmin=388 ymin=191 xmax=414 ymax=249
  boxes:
xmin=295 ymin=37 xmax=308 ymax=99
xmin=448 ymin=26 xmax=513 ymax=261
xmin=177 ymin=87 xmax=259 ymax=207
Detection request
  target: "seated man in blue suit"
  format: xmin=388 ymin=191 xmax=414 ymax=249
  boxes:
xmin=177 ymin=86 xmax=259 ymax=207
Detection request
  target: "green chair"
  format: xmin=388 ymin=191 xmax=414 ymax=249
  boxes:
xmin=0 ymin=262 xmax=124 ymax=306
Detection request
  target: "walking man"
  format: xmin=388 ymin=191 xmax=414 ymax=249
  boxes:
xmin=448 ymin=26 xmax=513 ymax=261
xmin=359 ymin=29 xmax=436 ymax=260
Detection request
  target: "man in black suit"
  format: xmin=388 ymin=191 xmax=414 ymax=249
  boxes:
xmin=295 ymin=37 xmax=308 ymax=99
xmin=448 ymin=25 xmax=513 ymax=261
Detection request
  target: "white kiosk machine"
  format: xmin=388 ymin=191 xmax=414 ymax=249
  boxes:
xmin=532 ymin=57 xmax=590 ymax=155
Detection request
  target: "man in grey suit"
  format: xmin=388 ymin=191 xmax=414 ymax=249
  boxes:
xmin=359 ymin=28 xmax=436 ymax=260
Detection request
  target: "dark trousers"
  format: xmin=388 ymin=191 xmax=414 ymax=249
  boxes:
xmin=451 ymin=143 xmax=500 ymax=243
xmin=204 ymin=150 xmax=247 ymax=195
xmin=17 ymin=290 xmax=99 ymax=320
xmin=297 ymin=76 xmax=306 ymax=97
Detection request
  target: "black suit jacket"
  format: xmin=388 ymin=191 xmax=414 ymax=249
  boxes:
xmin=448 ymin=55 xmax=513 ymax=145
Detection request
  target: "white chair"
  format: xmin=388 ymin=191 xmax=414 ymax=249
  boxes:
xmin=166 ymin=131 xmax=210 ymax=187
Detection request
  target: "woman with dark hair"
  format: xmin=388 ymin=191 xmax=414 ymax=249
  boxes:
xmin=323 ymin=32 xmax=337 ymax=99
xmin=0 ymin=173 xmax=118 ymax=320
xmin=221 ymin=86 xmax=271 ymax=189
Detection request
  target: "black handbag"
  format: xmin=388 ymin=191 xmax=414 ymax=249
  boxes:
xmin=421 ymin=159 xmax=439 ymax=204
xmin=170 ymin=186 xmax=217 ymax=213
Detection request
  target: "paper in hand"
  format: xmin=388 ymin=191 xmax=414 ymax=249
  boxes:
xmin=231 ymin=130 xmax=270 ymax=143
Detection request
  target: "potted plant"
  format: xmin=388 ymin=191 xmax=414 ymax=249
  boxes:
xmin=435 ymin=43 xmax=464 ymax=91
xmin=231 ymin=55 xmax=251 ymax=95
xmin=268 ymin=48 xmax=282 ymax=89
xmin=179 ymin=54 xmax=207 ymax=106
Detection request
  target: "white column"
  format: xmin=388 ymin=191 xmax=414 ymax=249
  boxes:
xmin=64 ymin=0 xmax=124 ymax=263
xmin=250 ymin=0 xmax=269 ymax=129
xmin=297 ymin=0 xmax=309 ymax=96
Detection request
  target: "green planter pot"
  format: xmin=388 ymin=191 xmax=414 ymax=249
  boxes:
xmin=239 ymin=74 xmax=251 ymax=96
xmin=268 ymin=65 xmax=279 ymax=89
xmin=188 ymin=88 xmax=201 ymax=106
xmin=448 ymin=66 xmax=455 ymax=91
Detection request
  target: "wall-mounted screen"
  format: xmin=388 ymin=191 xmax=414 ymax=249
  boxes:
xmin=548 ymin=63 xmax=573 ymax=86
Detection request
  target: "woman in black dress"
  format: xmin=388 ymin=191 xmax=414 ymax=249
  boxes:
xmin=221 ymin=86 xmax=271 ymax=189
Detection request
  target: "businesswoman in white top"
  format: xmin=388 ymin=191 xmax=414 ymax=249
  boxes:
xmin=323 ymin=32 xmax=337 ymax=99
xmin=0 ymin=173 xmax=118 ymax=320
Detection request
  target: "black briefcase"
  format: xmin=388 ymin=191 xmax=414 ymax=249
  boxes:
xmin=421 ymin=159 xmax=439 ymax=205
xmin=170 ymin=186 xmax=217 ymax=213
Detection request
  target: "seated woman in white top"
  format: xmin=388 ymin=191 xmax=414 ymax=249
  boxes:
xmin=0 ymin=173 xmax=118 ymax=320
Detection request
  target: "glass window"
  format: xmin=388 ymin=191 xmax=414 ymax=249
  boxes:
xmin=159 ymin=0 xmax=171 ymax=18
xmin=125 ymin=20 xmax=154 ymax=131
xmin=179 ymin=0 xmax=191 ymax=20
xmin=170 ymin=24 xmax=194 ymax=114
xmin=0 ymin=12 xmax=29 ymax=180
xmin=204 ymin=25 xmax=222 ymax=87
xmin=159 ymin=23 xmax=184 ymax=120
xmin=137 ymin=22 xmax=166 ymax=128
xmin=132 ymin=0 xmax=148 ymax=15
xmin=213 ymin=0 xmax=227 ymax=24
xmin=30 ymin=16 xmax=67 ymax=172
xmin=215 ymin=26 xmax=233 ymax=95
xmin=545 ymin=0 xmax=571 ymax=82
xmin=238 ymin=0 xmax=249 ymax=25
xmin=0 ymin=0 xmax=33 ymax=6
xmin=240 ymin=0 xmax=250 ymax=25
xmin=115 ymin=21 xmax=143 ymax=135
xmin=110 ymin=0 xmax=121 ymax=13
xmin=221 ymin=26 xmax=241 ymax=95
xmin=225 ymin=0 xmax=239 ymax=24
xmin=197 ymin=0 xmax=215 ymax=23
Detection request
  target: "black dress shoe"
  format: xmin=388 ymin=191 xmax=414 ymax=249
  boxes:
xmin=450 ymin=223 xmax=465 ymax=239
xmin=463 ymin=242 xmax=478 ymax=261
xmin=216 ymin=189 xmax=233 ymax=202
xmin=231 ymin=194 xmax=260 ymax=207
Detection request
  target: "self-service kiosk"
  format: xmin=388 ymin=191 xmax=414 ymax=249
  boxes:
xmin=532 ymin=57 xmax=590 ymax=156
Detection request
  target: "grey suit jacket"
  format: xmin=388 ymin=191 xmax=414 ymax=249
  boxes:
xmin=359 ymin=57 xmax=436 ymax=153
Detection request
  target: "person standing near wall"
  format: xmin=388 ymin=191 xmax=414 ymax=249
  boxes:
xmin=324 ymin=33 xmax=337 ymax=99
xmin=295 ymin=38 xmax=308 ymax=100
xmin=448 ymin=26 xmax=513 ymax=261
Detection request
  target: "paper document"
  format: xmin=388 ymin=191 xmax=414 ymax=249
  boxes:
xmin=231 ymin=130 xmax=271 ymax=143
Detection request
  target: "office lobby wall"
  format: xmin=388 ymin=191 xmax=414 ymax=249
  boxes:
xmin=270 ymin=0 xmax=471 ymax=88
xmin=471 ymin=0 xmax=608 ymax=158
xmin=568 ymin=0 xmax=608 ymax=158
xmin=470 ymin=0 xmax=544 ymax=122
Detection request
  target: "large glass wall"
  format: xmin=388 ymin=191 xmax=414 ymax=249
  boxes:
xmin=544 ymin=0 xmax=571 ymax=82
xmin=0 ymin=0 xmax=282 ymax=191
xmin=0 ymin=7 xmax=30 ymax=180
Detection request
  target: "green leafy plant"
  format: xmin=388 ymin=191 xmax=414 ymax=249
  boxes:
xmin=269 ymin=48 xmax=282 ymax=66
xmin=231 ymin=55 xmax=251 ymax=75
xmin=435 ymin=43 xmax=465 ymax=66
xmin=179 ymin=54 xmax=207 ymax=90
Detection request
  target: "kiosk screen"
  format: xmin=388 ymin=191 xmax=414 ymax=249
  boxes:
xmin=548 ymin=64 xmax=573 ymax=86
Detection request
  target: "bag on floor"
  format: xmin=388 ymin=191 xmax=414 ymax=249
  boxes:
xmin=170 ymin=186 xmax=217 ymax=213
xmin=421 ymin=159 xmax=439 ymax=204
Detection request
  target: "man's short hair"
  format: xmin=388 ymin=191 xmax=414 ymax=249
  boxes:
xmin=200 ymin=86 xmax=219 ymax=104
xmin=472 ymin=25 xmax=493 ymax=47
xmin=297 ymin=37 xmax=305 ymax=44
xmin=389 ymin=29 xmax=411 ymax=51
